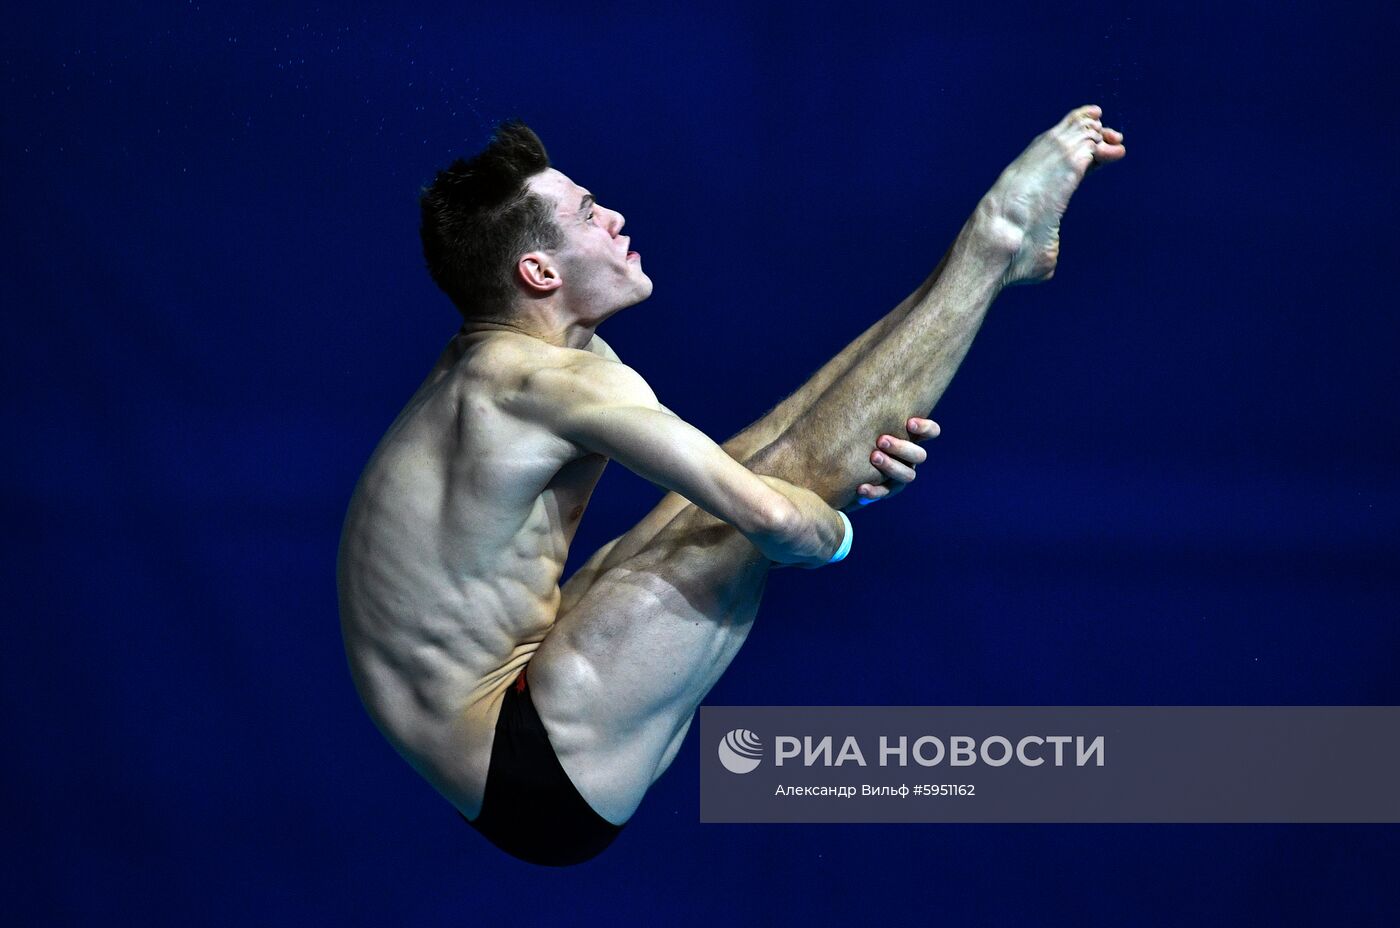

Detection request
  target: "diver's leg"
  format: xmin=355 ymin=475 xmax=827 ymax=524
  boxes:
xmin=537 ymin=108 xmax=1125 ymax=823
xmin=743 ymin=107 xmax=1123 ymax=504
xmin=564 ymin=109 xmax=1122 ymax=601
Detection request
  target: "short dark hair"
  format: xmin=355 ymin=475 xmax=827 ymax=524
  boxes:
xmin=419 ymin=120 xmax=563 ymax=318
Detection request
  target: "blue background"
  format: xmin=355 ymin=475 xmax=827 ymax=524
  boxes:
xmin=7 ymin=1 xmax=1399 ymax=924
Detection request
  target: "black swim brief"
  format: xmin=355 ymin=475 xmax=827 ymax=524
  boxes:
xmin=461 ymin=666 xmax=624 ymax=866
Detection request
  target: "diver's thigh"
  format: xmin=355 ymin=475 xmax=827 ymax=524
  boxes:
xmin=529 ymin=520 xmax=769 ymax=822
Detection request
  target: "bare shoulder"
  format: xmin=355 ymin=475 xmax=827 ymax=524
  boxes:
xmin=449 ymin=332 xmax=660 ymax=446
xmin=450 ymin=330 xmax=558 ymax=387
xmin=579 ymin=334 xmax=690 ymax=421
xmin=517 ymin=342 xmax=657 ymax=413
xmin=585 ymin=332 xmax=623 ymax=363
xmin=585 ymin=334 xmax=684 ymax=417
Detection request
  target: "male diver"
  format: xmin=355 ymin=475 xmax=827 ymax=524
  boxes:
xmin=338 ymin=106 xmax=1126 ymax=865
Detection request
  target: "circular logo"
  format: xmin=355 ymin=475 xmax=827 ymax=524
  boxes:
xmin=718 ymin=729 xmax=763 ymax=774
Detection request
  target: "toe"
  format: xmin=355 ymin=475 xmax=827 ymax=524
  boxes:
xmin=1087 ymin=140 xmax=1127 ymax=171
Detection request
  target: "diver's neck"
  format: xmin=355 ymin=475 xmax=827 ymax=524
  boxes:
xmin=457 ymin=312 xmax=600 ymax=350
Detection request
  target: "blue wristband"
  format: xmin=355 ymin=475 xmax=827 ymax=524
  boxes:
xmin=827 ymin=511 xmax=854 ymax=564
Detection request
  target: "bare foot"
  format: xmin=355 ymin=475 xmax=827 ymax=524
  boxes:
xmin=978 ymin=105 xmax=1126 ymax=286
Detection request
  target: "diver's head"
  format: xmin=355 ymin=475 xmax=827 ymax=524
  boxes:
xmin=419 ymin=122 xmax=650 ymax=327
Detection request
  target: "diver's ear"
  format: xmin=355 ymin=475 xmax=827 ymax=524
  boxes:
xmin=518 ymin=252 xmax=562 ymax=294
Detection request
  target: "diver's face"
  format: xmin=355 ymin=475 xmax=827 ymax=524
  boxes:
xmin=528 ymin=168 xmax=652 ymax=315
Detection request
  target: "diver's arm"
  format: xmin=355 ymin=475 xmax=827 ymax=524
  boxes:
xmin=518 ymin=354 xmax=847 ymax=567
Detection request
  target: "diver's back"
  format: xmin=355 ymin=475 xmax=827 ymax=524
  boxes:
xmin=336 ymin=331 xmax=589 ymax=809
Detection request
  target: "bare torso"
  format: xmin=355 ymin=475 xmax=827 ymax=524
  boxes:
xmin=337 ymin=329 xmax=609 ymax=816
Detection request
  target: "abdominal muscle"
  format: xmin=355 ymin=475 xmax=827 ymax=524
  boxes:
xmin=336 ymin=344 xmax=605 ymax=816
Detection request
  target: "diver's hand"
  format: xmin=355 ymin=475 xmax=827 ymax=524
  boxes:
xmin=851 ymin=417 xmax=940 ymax=508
